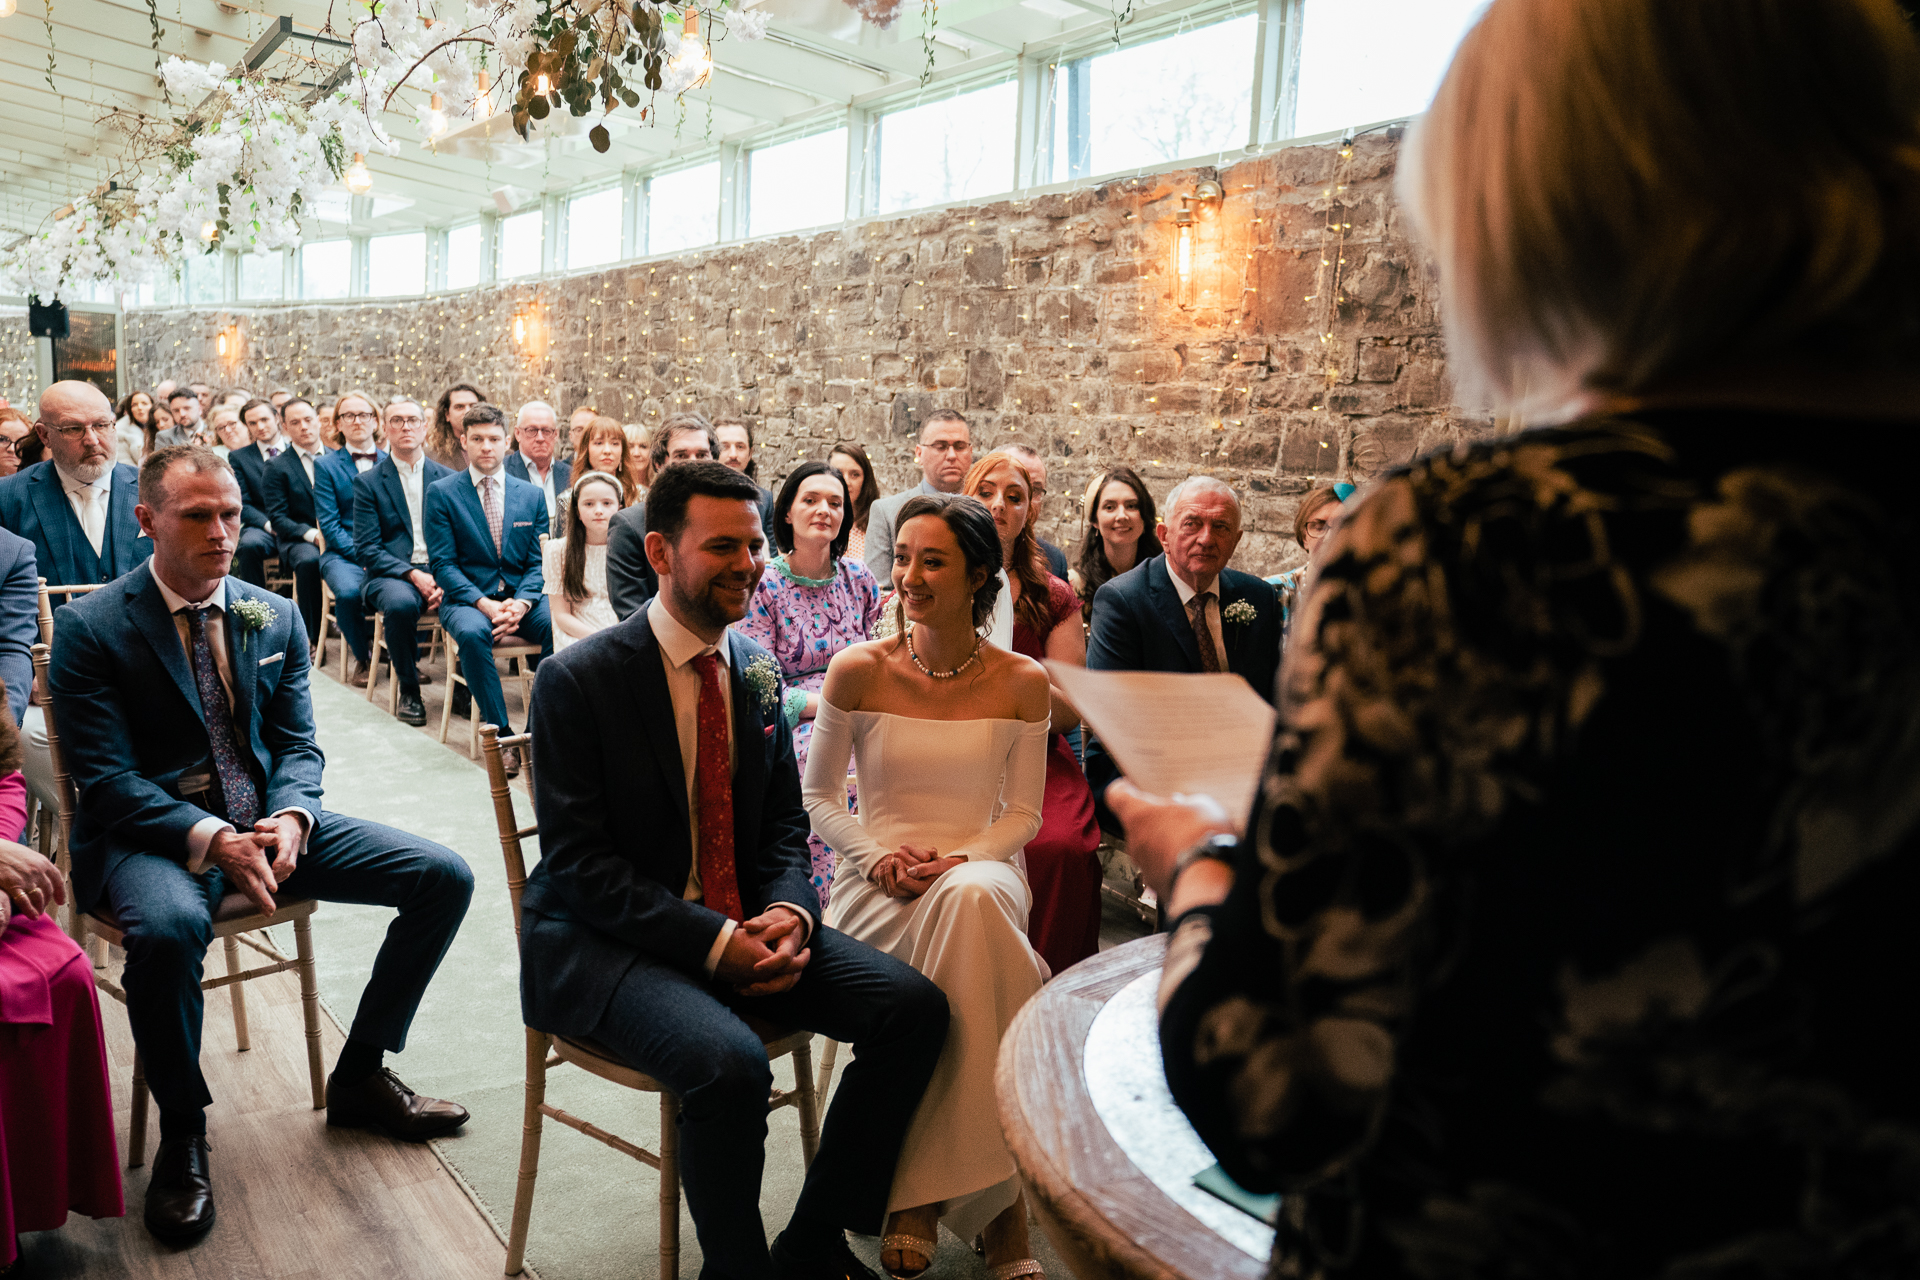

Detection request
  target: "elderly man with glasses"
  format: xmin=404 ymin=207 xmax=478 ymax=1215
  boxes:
xmin=503 ymin=401 xmax=570 ymax=523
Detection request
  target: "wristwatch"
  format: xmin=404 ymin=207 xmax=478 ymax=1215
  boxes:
xmin=1174 ymin=832 xmax=1240 ymax=880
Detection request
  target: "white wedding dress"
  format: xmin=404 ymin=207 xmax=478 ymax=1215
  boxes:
xmin=804 ymin=701 xmax=1050 ymax=1240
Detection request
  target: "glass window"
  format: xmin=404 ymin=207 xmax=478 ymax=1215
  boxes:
xmin=647 ymin=163 xmax=720 ymax=254
xmin=445 ymin=223 xmax=483 ymax=291
xmin=367 ymin=231 xmax=427 ymax=296
xmin=1293 ymin=0 xmax=1487 ymax=138
xmin=876 ymin=81 xmax=1017 ymax=214
xmin=237 ymin=251 xmax=284 ymax=302
xmin=1052 ymin=15 xmax=1257 ymax=183
xmin=567 ymin=186 xmax=624 ymax=269
xmin=499 ymin=209 xmax=544 ymax=279
xmin=301 ymin=240 xmax=352 ymax=300
xmin=132 ymin=274 xmax=181 ymax=308
xmin=748 ymin=129 xmax=847 ymax=238
xmin=186 ymin=252 xmax=224 ymax=305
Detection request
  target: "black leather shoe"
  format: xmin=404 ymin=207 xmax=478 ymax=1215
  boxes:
xmin=500 ymin=745 xmax=522 ymax=779
xmin=144 ymin=1135 xmax=216 ymax=1244
xmin=772 ymin=1231 xmax=883 ymax=1280
xmin=327 ymin=1068 xmax=469 ymax=1141
xmin=450 ymin=686 xmax=470 ymax=717
xmin=397 ymin=691 xmax=426 ymax=726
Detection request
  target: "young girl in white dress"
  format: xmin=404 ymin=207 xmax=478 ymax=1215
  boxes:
xmin=544 ymin=470 xmax=623 ymax=649
xmin=803 ymin=494 xmax=1053 ymax=1280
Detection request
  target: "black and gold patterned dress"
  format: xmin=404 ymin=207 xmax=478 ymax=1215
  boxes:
xmin=1158 ymin=410 xmax=1920 ymax=1278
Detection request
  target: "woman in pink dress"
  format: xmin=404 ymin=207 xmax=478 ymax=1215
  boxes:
xmin=0 ymin=688 xmax=122 ymax=1268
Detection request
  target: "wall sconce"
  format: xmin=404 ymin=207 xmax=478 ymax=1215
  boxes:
xmin=512 ymin=305 xmax=545 ymax=358
xmin=216 ymin=324 xmax=241 ymax=362
xmin=1172 ymin=180 xmax=1223 ymax=309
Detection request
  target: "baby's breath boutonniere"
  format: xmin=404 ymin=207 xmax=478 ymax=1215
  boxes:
xmin=743 ymin=654 xmax=781 ymax=714
xmin=1222 ymin=599 xmax=1259 ymax=627
xmin=231 ymin=597 xmax=274 ymax=651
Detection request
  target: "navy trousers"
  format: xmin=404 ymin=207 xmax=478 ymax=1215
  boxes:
xmin=363 ymin=574 xmax=430 ymax=690
xmin=100 ymin=812 xmax=474 ymax=1116
xmin=280 ymin=540 xmax=324 ymax=646
xmin=318 ymin=550 xmax=370 ymax=663
xmin=442 ymin=598 xmax=552 ymax=733
xmin=233 ymin=526 xmax=274 ymax=588
xmin=532 ymin=921 xmax=948 ymax=1280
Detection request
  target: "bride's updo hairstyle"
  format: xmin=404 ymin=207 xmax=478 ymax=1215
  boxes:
xmin=892 ymin=493 xmax=1004 ymax=635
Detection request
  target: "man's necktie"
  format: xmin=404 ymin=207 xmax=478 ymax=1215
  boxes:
xmin=1189 ymin=593 xmax=1225 ymax=674
xmin=480 ymin=476 xmax=503 ymax=553
xmin=264 ymin=443 xmax=281 ymax=461
xmin=352 ymin=452 xmax=377 ymax=464
xmin=690 ymin=652 xmax=743 ymax=922
xmin=184 ymin=607 xmax=259 ymax=831
xmin=76 ymin=487 xmax=105 ymax=556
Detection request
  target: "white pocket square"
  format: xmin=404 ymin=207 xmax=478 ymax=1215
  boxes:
xmin=259 ymin=653 xmax=284 ymax=666
xmin=512 ymin=521 xmax=533 ymax=527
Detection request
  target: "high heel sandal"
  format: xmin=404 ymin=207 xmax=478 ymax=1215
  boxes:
xmin=988 ymin=1261 xmax=1045 ymax=1280
xmin=880 ymin=1232 xmax=935 ymax=1280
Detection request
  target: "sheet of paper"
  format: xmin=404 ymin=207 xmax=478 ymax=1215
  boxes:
xmin=1046 ymin=662 xmax=1277 ymax=834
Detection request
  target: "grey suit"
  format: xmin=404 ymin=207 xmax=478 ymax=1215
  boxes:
xmin=861 ymin=479 xmax=945 ymax=582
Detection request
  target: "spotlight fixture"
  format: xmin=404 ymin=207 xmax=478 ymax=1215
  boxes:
xmin=345 ymin=153 xmax=373 ymax=195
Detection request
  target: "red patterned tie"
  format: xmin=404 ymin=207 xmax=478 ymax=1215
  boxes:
xmin=690 ymin=652 xmax=743 ymax=922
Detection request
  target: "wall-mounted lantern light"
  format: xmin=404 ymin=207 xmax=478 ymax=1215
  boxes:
xmin=1174 ymin=179 xmax=1224 ymax=309
xmin=217 ymin=324 xmax=241 ymax=361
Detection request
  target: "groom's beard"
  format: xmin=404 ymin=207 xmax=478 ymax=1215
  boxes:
xmin=669 ymin=567 xmax=758 ymax=630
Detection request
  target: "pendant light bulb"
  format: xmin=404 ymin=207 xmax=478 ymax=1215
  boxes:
xmin=200 ymin=219 xmax=219 ymax=242
xmin=345 ymin=153 xmax=373 ymax=195
xmin=425 ymin=93 xmax=448 ymax=138
xmin=535 ymin=72 xmax=552 ymax=95
xmin=669 ymin=10 xmax=712 ymax=88
xmin=0 ymin=1 xmax=18 ymax=18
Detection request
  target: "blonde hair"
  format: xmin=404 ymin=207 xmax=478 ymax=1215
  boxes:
xmin=1401 ymin=0 xmax=1920 ymax=418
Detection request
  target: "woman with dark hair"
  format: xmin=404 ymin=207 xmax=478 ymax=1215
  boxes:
xmin=804 ymin=492 xmax=1051 ymax=1280
xmin=1119 ymin=1 xmax=1920 ymax=1276
xmin=736 ymin=461 xmax=884 ymax=906
xmin=1071 ymin=465 xmax=1159 ymax=623
xmin=1265 ymin=481 xmax=1351 ymax=631
xmin=543 ymin=470 xmax=623 ymax=650
xmin=114 ymin=389 xmax=154 ymax=465
xmin=829 ymin=442 xmax=885 ymax=564
xmin=428 ymin=383 xmax=483 ymax=471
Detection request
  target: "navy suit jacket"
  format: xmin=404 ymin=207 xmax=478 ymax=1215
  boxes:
xmin=0 ymin=527 xmax=38 ymax=727
xmin=0 ymin=460 xmax=152 ymax=586
xmin=226 ymin=442 xmax=275 ymax=532
xmin=354 ymin=455 xmax=454 ymax=582
xmin=520 ymin=613 xmax=815 ymax=1031
xmin=503 ymin=451 xmax=569 ymax=500
xmin=315 ymin=446 xmax=383 ymax=560
xmin=1084 ymin=555 xmax=1283 ymax=831
xmin=47 ymin=566 xmax=325 ymax=911
xmin=423 ymin=469 xmax=546 ymax=607
xmin=263 ymin=447 xmax=325 ymax=552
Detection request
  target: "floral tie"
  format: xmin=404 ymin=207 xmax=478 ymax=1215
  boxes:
xmin=185 ymin=607 xmax=259 ymax=830
xmin=690 ymin=652 xmax=742 ymax=922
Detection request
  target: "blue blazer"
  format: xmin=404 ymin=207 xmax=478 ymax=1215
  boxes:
xmin=263 ymin=448 xmax=324 ymax=552
xmin=504 ymin=452 xmax=569 ymax=495
xmin=0 ymin=527 xmax=38 ymax=727
xmin=1084 ymin=556 xmax=1283 ymax=829
xmin=0 ymin=460 xmax=152 ymax=586
xmin=315 ymin=447 xmax=383 ymax=560
xmin=520 ymin=613 xmax=815 ymax=1031
xmin=423 ymin=469 xmax=546 ymax=607
xmin=47 ymin=566 xmax=325 ymax=911
xmin=354 ymin=455 xmax=454 ymax=582
xmin=226 ymin=442 xmax=275 ymax=532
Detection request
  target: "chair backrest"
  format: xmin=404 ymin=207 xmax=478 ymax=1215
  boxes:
xmin=38 ymin=580 xmax=111 ymax=646
xmin=30 ymin=643 xmax=78 ymax=887
xmin=477 ymin=723 xmax=537 ymax=936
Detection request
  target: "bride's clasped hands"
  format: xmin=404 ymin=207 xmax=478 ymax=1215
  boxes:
xmin=872 ymin=844 xmax=959 ymax=898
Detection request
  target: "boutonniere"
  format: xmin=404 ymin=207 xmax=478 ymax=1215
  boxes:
xmin=1222 ymin=599 xmax=1259 ymax=627
xmin=230 ymin=597 xmax=275 ymax=651
xmin=743 ymin=654 xmax=781 ymax=714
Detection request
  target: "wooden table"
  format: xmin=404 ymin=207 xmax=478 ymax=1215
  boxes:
xmin=997 ymin=934 xmax=1273 ymax=1280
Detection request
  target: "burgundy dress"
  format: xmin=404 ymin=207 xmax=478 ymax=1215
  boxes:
xmin=0 ymin=769 xmax=124 ymax=1264
xmin=1010 ymin=575 xmax=1104 ymax=975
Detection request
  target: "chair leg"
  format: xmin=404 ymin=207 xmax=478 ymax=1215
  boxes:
xmin=223 ymin=935 xmax=251 ymax=1052
xmin=365 ymin=614 xmax=384 ymax=701
xmin=316 ymin=585 xmax=330 ymax=671
xmin=793 ymin=1039 xmax=821 ymax=1170
xmin=506 ymin=1029 xmax=550 ymax=1277
xmin=439 ymin=652 xmax=458 ymax=744
xmin=659 ymin=1093 xmax=681 ymax=1280
xmin=295 ymin=914 xmax=327 ymax=1109
xmin=816 ymin=1038 xmax=840 ymax=1108
xmin=129 ymin=1049 xmax=150 ymax=1168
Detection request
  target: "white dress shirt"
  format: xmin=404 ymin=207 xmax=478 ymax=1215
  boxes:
xmin=1168 ymin=563 xmax=1228 ymax=669
xmin=148 ymin=563 xmax=314 ymax=874
xmin=56 ymin=463 xmax=112 ymax=557
xmin=647 ymin=594 xmax=815 ymax=975
xmin=523 ymin=458 xmax=558 ymax=518
xmin=258 ymin=431 xmax=288 ymax=460
xmin=296 ymin=447 xmax=323 ymax=543
xmin=394 ymin=455 xmax=431 ymax=564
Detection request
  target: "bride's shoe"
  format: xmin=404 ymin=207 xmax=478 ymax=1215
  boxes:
xmin=987 ymin=1262 xmax=1044 ymax=1280
xmin=879 ymin=1233 xmax=935 ymax=1280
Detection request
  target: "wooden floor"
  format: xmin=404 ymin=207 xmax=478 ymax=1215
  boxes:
xmin=16 ymin=947 xmax=513 ymax=1279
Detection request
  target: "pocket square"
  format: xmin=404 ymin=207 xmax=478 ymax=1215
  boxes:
xmin=259 ymin=653 xmax=284 ymax=666
xmin=513 ymin=521 xmax=533 ymax=527
xmin=764 ymin=724 xmax=777 ymax=739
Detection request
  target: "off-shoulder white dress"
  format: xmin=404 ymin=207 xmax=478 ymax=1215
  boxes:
xmin=804 ymin=703 xmax=1050 ymax=1240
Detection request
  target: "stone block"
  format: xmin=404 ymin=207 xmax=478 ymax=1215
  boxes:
xmin=1109 ymin=349 xmax=1182 ymax=384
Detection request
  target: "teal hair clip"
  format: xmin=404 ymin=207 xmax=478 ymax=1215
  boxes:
xmin=1333 ymin=482 xmax=1356 ymax=502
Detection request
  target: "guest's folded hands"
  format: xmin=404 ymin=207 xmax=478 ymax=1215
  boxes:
xmin=207 ymin=828 xmax=283 ymax=916
xmin=0 ymin=838 xmax=66 ymax=921
xmin=253 ymin=812 xmax=308 ymax=882
xmin=716 ymin=910 xmax=811 ymax=996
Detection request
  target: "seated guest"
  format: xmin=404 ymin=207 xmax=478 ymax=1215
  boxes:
xmin=48 ymin=445 xmax=474 ymax=1246
xmin=0 ymin=528 xmax=34 ymax=730
xmin=223 ymin=397 xmax=284 ymax=588
xmin=311 ymin=396 xmax=388 ymax=681
xmin=189 ymin=383 xmax=214 ymax=418
xmin=0 ymin=409 xmax=32 ymax=479
xmin=424 ymin=405 xmax=552 ymax=772
xmin=262 ymin=398 xmax=333 ymax=649
xmin=353 ymin=400 xmax=451 ymax=727
xmin=427 ymin=383 xmax=482 ymax=472
xmin=1125 ymin=4 xmax=1920 ymax=1276
xmin=828 ymin=442 xmax=883 ymax=566
xmin=503 ymin=401 xmax=569 ymax=524
xmin=713 ymin=418 xmax=778 ymax=539
xmin=862 ymin=410 xmax=974 ymax=584
xmin=204 ymin=407 xmax=242 ymax=459
xmin=1072 ymin=465 xmax=1160 ymax=623
xmin=737 ymin=461 xmax=883 ymax=908
xmin=565 ymin=404 xmax=598 ymax=460
xmin=142 ymin=401 xmax=175 ymax=460
xmin=621 ymin=423 xmax=652 ymax=496
xmin=1266 ymin=482 xmax=1351 ymax=634
xmin=1000 ymin=444 xmax=1070 ymax=579
xmin=543 ymin=470 xmax=622 ymax=651
xmin=269 ymin=389 xmax=293 ymax=416
xmin=0 ymin=381 xmax=153 ymax=589
xmin=549 ymin=416 xmax=637 ymax=536
xmin=115 ymin=390 xmax=156 ymax=465
xmin=155 ymin=390 xmax=199 ymax=449
xmin=604 ymin=413 xmax=721 ymax=619
xmin=523 ymin=459 xmax=948 ymax=1280
xmin=1084 ymin=475 xmax=1280 ymax=833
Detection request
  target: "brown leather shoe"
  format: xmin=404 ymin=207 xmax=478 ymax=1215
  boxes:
xmin=144 ymin=1135 xmax=216 ymax=1244
xmin=326 ymin=1068 xmax=469 ymax=1141
xmin=350 ymin=658 xmax=372 ymax=685
xmin=500 ymin=745 xmax=522 ymax=778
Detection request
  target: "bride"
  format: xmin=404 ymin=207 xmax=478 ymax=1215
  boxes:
xmin=803 ymin=493 xmax=1052 ymax=1280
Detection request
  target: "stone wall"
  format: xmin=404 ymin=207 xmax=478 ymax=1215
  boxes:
xmin=124 ymin=130 xmax=1490 ymax=576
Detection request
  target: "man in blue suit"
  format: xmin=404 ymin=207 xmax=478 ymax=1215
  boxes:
xmin=310 ymin=397 xmax=384 ymax=678
xmin=523 ymin=461 xmax=947 ymax=1280
xmin=1085 ymin=476 xmax=1282 ymax=834
xmin=354 ymin=401 xmax=450 ymax=727
xmin=261 ymin=397 xmax=332 ymax=651
xmin=0 ymin=525 xmax=37 ymax=728
xmin=48 ymin=445 xmax=474 ymax=1245
xmin=424 ymin=404 xmax=552 ymax=770
xmin=0 ymin=380 xmax=153 ymax=588
xmin=502 ymin=400 xmax=569 ymax=525
xmin=223 ymin=397 xmax=284 ymax=587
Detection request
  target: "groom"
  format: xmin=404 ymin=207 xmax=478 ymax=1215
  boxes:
xmin=522 ymin=461 xmax=949 ymax=1280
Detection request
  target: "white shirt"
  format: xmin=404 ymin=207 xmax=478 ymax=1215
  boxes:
xmin=647 ymin=593 xmax=815 ymax=975
xmin=522 ymin=457 xmax=558 ymax=517
xmin=257 ymin=432 xmax=288 ymax=460
xmin=1168 ymin=563 xmax=1228 ymax=669
xmin=394 ymin=455 xmax=430 ymax=565
xmin=55 ymin=463 xmax=112 ymax=556
xmin=468 ymin=464 xmax=506 ymax=504
xmin=148 ymin=563 xmax=314 ymax=873
xmin=295 ymin=447 xmax=323 ymax=543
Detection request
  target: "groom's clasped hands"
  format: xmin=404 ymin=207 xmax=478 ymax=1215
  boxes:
xmin=717 ymin=906 xmax=813 ymax=996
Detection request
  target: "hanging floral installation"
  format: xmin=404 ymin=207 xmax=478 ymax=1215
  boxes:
xmin=0 ymin=0 xmax=772 ymax=298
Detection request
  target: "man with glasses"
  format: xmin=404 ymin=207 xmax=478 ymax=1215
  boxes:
xmin=0 ymin=411 xmax=31 ymax=479
xmin=0 ymin=381 xmax=153 ymax=588
xmin=354 ymin=400 xmax=451 ymax=727
xmin=605 ymin=413 xmax=721 ymax=619
xmin=224 ymin=398 xmax=285 ymax=588
xmin=503 ymin=401 xmax=570 ymax=522
xmin=862 ymin=409 xmax=975 ymax=582
xmin=310 ymin=399 xmax=388 ymax=683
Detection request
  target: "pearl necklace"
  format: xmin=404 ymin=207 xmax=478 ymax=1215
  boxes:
xmin=905 ymin=623 xmax=982 ymax=679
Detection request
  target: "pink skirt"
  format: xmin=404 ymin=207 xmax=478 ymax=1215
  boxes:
xmin=0 ymin=913 xmax=124 ymax=1263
